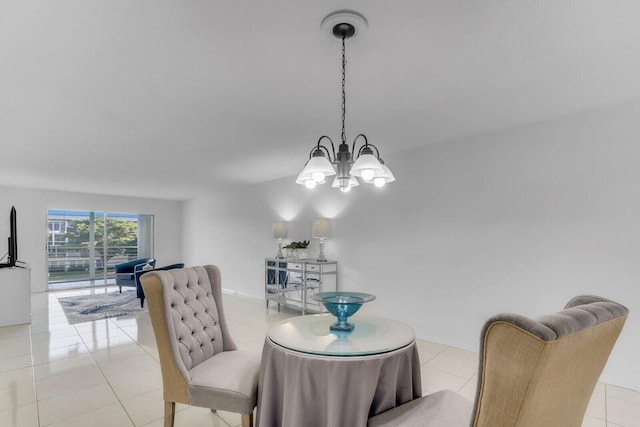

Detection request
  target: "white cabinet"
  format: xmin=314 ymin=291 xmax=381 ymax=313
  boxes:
xmin=0 ymin=267 xmax=31 ymax=326
xmin=265 ymin=258 xmax=337 ymax=314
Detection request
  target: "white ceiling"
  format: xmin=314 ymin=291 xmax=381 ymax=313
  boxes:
xmin=2 ymin=1 xmax=640 ymax=200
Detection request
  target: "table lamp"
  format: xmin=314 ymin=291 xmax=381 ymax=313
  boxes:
xmin=272 ymin=221 xmax=288 ymax=259
xmin=311 ymin=217 xmax=331 ymax=262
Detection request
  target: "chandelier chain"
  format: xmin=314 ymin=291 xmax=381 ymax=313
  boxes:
xmin=341 ymin=34 xmax=347 ymax=145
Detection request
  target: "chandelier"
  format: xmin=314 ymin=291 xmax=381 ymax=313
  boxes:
xmin=296 ymin=11 xmax=395 ymax=193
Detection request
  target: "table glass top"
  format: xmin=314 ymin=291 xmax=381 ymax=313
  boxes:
xmin=268 ymin=314 xmax=415 ymax=356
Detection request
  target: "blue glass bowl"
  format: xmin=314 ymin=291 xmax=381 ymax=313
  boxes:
xmin=311 ymin=291 xmax=376 ymax=332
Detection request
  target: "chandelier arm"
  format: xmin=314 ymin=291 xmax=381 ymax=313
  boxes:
xmin=307 ymin=147 xmax=317 ymax=159
xmin=356 ymin=143 xmax=382 ymax=159
xmin=308 ymin=145 xmax=334 ymax=161
xmin=350 ymin=133 xmax=366 ymax=158
xmin=317 ymin=135 xmax=336 ymax=161
xmin=308 ymin=136 xmax=336 ymax=159
xmin=366 ymin=143 xmax=381 ymax=160
xmin=352 ymin=134 xmax=379 ymax=159
xmin=353 ymin=133 xmax=368 ymax=146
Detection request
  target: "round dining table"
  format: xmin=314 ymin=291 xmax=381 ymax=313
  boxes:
xmin=256 ymin=313 xmax=422 ymax=427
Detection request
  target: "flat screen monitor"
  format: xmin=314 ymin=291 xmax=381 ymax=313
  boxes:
xmin=0 ymin=206 xmax=17 ymax=268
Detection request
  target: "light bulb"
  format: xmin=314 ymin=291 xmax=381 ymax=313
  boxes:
xmin=312 ymin=171 xmax=325 ymax=182
xmin=361 ymin=169 xmax=375 ymax=181
xmin=305 ymin=179 xmax=317 ymax=189
xmin=373 ymin=177 xmax=386 ymax=187
xmin=341 ymin=185 xmax=351 ymax=193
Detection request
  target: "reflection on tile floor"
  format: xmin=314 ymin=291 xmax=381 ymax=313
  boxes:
xmin=47 ymin=278 xmax=116 ymax=290
xmin=0 ymin=286 xmax=638 ymax=426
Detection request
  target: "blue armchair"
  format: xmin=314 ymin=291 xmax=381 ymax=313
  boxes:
xmin=115 ymin=258 xmax=156 ymax=293
xmin=135 ymin=263 xmax=185 ymax=307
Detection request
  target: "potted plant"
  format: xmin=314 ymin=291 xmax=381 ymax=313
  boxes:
xmin=283 ymin=240 xmax=309 ymax=260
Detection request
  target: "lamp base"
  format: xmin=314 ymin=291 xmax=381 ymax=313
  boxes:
xmin=317 ymin=239 xmax=327 ymax=262
xmin=276 ymin=240 xmax=285 ymax=259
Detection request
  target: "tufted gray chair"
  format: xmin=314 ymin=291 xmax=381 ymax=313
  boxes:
xmin=141 ymin=265 xmax=260 ymax=427
xmin=368 ymin=295 xmax=628 ymax=427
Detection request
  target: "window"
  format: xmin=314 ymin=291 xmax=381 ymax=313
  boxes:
xmin=47 ymin=210 xmax=154 ymax=289
xmin=48 ymin=220 xmax=65 ymax=233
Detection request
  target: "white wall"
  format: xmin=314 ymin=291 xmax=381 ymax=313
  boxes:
xmin=182 ymin=101 xmax=640 ymax=390
xmin=0 ymin=186 xmax=183 ymax=292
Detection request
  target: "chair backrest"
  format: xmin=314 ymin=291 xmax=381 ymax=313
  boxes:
xmin=115 ymin=257 xmax=155 ymax=273
xmin=155 ymin=263 xmax=185 ymax=271
xmin=472 ymin=295 xmax=628 ymax=427
xmin=141 ymin=265 xmax=237 ymax=404
xmin=135 ymin=263 xmax=185 ymax=285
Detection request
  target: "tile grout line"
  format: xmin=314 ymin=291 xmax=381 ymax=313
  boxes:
xmin=36 ymin=296 xmax=101 ymax=426
xmin=80 ymin=317 xmax=141 ymax=427
xmin=38 ymin=291 xmax=135 ymax=426
xmin=29 ymin=323 xmax=42 ymax=427
xmin=457 ymin=375 xmax=477 ymax=394
xmin=604 ymin=383 xmax=609 ymax=427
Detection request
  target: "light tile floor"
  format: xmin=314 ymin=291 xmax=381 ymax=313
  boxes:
xmin=1 ymin=287 xmax=639 ymax=426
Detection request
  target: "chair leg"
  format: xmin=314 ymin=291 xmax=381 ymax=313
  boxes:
xmin=241 ymin=413 xmax=253 ymax=427
xmin=164 ymin=401 xmax=175 ymax=427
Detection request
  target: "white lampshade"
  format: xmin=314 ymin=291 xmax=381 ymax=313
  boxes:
xmin=350 ymin=152 xmax=384 ymax=180
xmin=295 ymin=169 xmax=325 ymax=188
xmin=331 ymin=175 xmax=360 ymax=191
xmin=272 ymin=221 xmax=288 ymax=239
xmin=311 ymin=218 xmax=331 ymax=239
xmin=301 ymin=155 xmax=336 ymax=182
xmin=295 ymin=169 xmax=311 ymax=184
xmin=380 ymin=163 xmax=395 ymax=182
xmin=364 ymin=163 xmax=396 ymax=187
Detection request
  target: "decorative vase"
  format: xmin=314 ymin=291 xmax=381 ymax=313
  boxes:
xmin=287 ymin=248 xmax=307 ymax=260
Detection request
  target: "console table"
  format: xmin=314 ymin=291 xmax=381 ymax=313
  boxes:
xmin=264 ymin=258 xmax=337 ymax=314
xmin=0 ymin=267 xmax=31 ymax=326
xmin=256 ymin=314 xmax=421 ymax=427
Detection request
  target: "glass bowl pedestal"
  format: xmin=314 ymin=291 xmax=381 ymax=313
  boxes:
xmin=311 ymin=291 xmax=376 ymax=332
